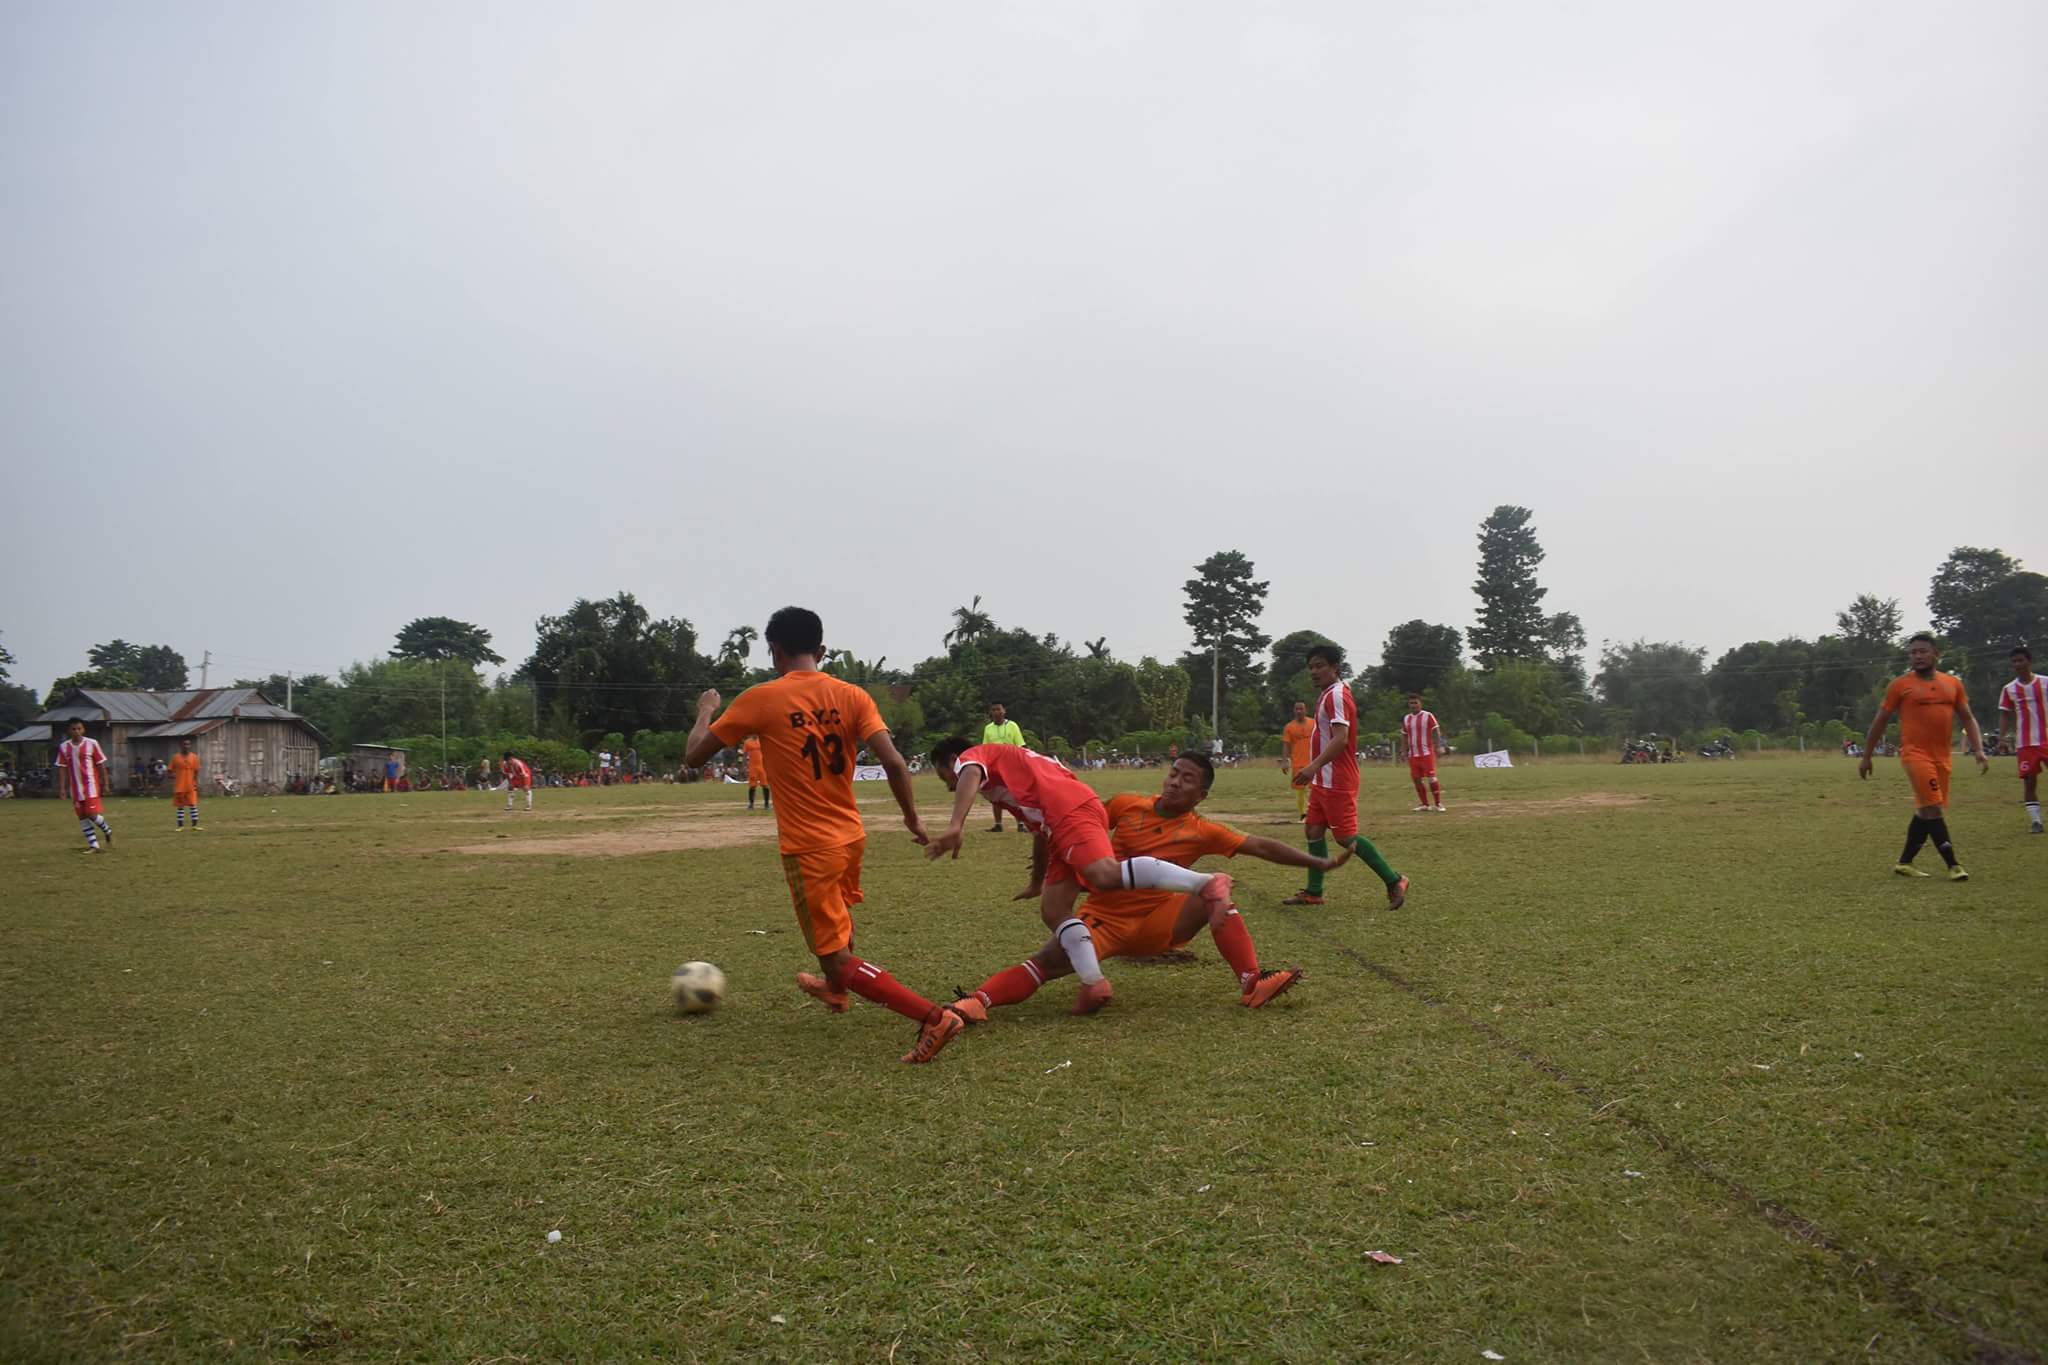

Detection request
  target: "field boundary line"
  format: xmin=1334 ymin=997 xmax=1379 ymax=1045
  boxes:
xmin=1285 ymin=912 xmax=2042 ymax=1365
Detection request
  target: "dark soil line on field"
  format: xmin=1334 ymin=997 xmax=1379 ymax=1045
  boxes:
xmin=1286 ymin=914 xmax=2043 ymax=1365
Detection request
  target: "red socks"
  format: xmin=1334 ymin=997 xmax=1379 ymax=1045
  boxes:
xmin=1210 ymin=910 xmax=1260 ymax=992
xmin=834 ymin=957 xmax=938 ymax=1023
xmin=972 ymin=961 xmax=1046 ymax=1009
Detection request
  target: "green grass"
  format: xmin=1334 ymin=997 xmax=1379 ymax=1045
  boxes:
xmin=1 ymin=758 xmax=2042 ymax=1362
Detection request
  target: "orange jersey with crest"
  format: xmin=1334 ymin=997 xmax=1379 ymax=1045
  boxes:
xmin=1882 ymin=670 xmax=1968 ymax=756
xmin=710 ymin=672 xmax=884 ymax=853
xmin=743 ymin=737 xmax=764 ymax=768
xmin=168 ymin=752 xmax=200 ymax=791
xmin=1282 ymin=718 xmax=1315 ymax=769
xmin=1104 ymin=792 xmax=1246 ymax=866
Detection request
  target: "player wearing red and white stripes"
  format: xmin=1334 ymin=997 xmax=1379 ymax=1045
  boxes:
xmin=55 ymin=718 xmax=115 ymax=852
xmin=1399 ymin=694 xmax=1445 ymax=812
xmin=1283 ymin=642 xmax=1408 ymax=908
xmin=501 ymin=751 xmax=535 ymax=812
xmin=1997 ymin=645 xmax=2046 ymax=834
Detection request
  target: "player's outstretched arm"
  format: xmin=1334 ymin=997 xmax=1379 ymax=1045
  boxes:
xmin=1237 ymin=834 xmax=1354 ymax=871
xmin=1856 ymin=707 xmax=1891 ymax=779
xmin=682 ymin=690 xmax=725 ymax=768
xmin=865 ymin=729 xmax=928 ymax=843
xmin=926 ymin=765 xmax=985 ymax=860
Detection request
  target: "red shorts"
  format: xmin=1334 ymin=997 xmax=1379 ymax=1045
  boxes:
xmin=72 ymin=796 xmax=103 ymax=818
xmin=781 ymin=838 xmax=865 ymax=957
xmin=2018 ymin=745 xmax=2046 ymax=780
xmin=1040 ymin=797 xmax=1116 ymax=886
xmin=1305 ymin=783 xmax=1358 ymax=841
xmin=1900 ymin=752 xmax=1951 ymax=809
xmin=1407 ymin=755 xmax=1438 ymax=780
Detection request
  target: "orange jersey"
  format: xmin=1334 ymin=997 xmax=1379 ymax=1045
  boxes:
xmin=710 ymin=672 xmax=885 ymax=853
xmin=1882 ymin=670 xmax=1969 ymax=755
xmin=1104 ymin=792 xmax=1246 ymax=866
xmin=743 ymin=737 xmax=765 ymax=770
xmin=168 ymin=752 xmax=201 ymax=791
xmin=1282 ymin=718 xmax=1315 ymax=769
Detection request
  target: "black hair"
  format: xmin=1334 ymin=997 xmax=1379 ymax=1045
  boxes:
xmin=2014 ymin=644 xmax=2034 ymax=662
xmin=1909 ymin=632 xmax=1936 ymax=648
xmin=765 ymin=606 xmax=825 ymax=658
xmin=1174 ymin=750 xmax=1216 ymax=792
xmin=1407 ymin=690 xmax=1423 ymax=700
xmin=930 ymin=736 xmax=974 ymax=767
xmin=502 ymin=750 xmax=516 ymax=761
xmin=1307 ymin=642 xmax=1344 ymax=669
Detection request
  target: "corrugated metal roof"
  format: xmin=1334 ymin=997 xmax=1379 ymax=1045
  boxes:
xmin=130 ymin=718 xmax=230 ymax=739
xmin=77 ymin=689 xmax=175 ymax=723
xmin=2 ymin=724 xmax=52 ymax=744
xmin=37 ymin=687 xmax=313 ymax=727
xmin=39 ymin=704 xmax=100 ymax=723
xmin=234 ymin=702 xmax=298 ymax=720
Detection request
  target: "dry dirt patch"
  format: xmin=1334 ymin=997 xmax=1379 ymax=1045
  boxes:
xmin=1458 ymin=792 xmax=1649 ymax=818
xmin=442 ymin=815 xmax=781 ymax=858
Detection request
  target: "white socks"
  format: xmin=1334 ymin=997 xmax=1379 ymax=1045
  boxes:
xmin=1056 ymin=918 xmax=1104 ymax=985
xmin=1120 ymin=856 xmax=1210 ymax=894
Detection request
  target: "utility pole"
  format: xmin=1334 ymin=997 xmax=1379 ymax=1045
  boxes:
xmin=440 ymin=667 xmax=447 ymax=780
xmin=1211 ymin=637 xmax=1221 ymax=755
xmin=286 ymin=671 xmax=294 ymax=711
xmin=199 ymin=650 xmax=211 ymax=689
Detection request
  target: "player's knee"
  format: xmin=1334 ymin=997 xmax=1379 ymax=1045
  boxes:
xmin=1079 ymin=859 xmax=1122 ymax=892
xmin=1208 ymin=899 xmax=1236 ymax=931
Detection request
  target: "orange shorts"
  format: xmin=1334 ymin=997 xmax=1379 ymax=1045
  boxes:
xmin=1040 ymin=797 xmax=1116 ymax=886
xmin=1081 ymin=889 xmax=1194 ymax=960
xmin=173 ymin=787 xmax=199 ymax=807
xmin=1901 ymin=751 xmax=1950 ymax=809
xmin=747 ymin=767 xmax=766 ymax=787
xmin=781 ymin=838 xmax=864 ymax=956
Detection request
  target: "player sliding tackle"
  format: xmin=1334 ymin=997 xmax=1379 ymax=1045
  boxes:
xmin=950 ymin=752 xmax=1350 ymax=1020
xmin=926 ymin=737 xmax=1296 ymax=1013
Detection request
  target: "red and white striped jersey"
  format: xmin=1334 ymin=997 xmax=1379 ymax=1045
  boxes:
xmin=2000 ymin=675 xmax=2048 ymax=749
xmin=1401 ymin=710 xmax=1439 ymax=757
xmin=57 ymin=736 xmax=107 ymax=799
xmin=1310 ymin=681 xmax=1358 ymax=792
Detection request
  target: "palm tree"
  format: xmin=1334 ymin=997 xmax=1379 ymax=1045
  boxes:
xmin=945 ymin=595 xmax=995 ymax=649
xmin=721 ymin=625 xmax=757 ymax=665
xmin=1085 ymin=636 xmax=1110 ymax=660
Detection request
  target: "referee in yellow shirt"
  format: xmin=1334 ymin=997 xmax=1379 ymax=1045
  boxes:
xmin=980 ymin=702 xmax=1025 ymax=831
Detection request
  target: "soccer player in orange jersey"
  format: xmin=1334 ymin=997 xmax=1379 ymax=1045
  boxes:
xmin=1281 ymin=701 xmax=1314 ymax=821
xmin=1858 ymin=632 xmax=1987 ymax=880
xmin=742 ymin=735 xmax=770 ymax=812
xmin=949 ymin=752 xmax=1349 ymax=1020
xmin=684 ymin=606 xmax=965 ymax=1064
xmin=926 ymin=737 xmax=1241 ymax=1014
xmin=168 ymin=737 xmax=202 ymax=830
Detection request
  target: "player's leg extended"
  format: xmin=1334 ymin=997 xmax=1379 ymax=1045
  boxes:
xmin=954 ymin=939 xmax=1073 ymax=1021
xmin=1036 ymin=874 xmax=1109 ymax=999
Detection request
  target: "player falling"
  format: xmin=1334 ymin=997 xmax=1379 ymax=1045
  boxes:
xmin=1284 ymin=643 xmax=1408 ymax=908
xmin=56 ymin=719 xmax=115 ymax=852
xmin=926 ymin=737 xmax=1238 ymax=1014
xmin=684 ymin=606 xmax=965 ymax=1064
xmin=950 ymin=752 xmax=1350 ymax=1021
xmin=1858 ymin=632 xmax=1987 ymax=880
xmin=1282 ymin=701 xmax=1314 ymax=821
xmin=169 ymin=737 xmax=202 ymax=830
xmin=1400 ymin=692 xmax=1445 ymax=812
xmin=501 ymin=750 xmax=534 ymax=811
xmin=1997 ymin=644 xmax=2045 ymax=835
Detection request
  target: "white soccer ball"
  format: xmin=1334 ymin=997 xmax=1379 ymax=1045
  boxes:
xmin=671 ymin=961 xmax=726 ymax=1015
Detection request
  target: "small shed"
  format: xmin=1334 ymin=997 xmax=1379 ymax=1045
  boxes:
xmin=33 ymin=687 xmax=324 ymax=793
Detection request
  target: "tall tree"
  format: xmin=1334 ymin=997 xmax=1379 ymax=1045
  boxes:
xmin=1470 ymin=506 xmax=1550 ymax=666
xmin=720 ymin=625 xmax=758 ymax=665
xmin=393 ymin=617 xmax=503 ymax=666
xmin=1133 ymin=657 xmax=1192 ymax=731
xmin=1181 ymin=551 xmax=1270 ymax=725
xmin=86 ymin=639 xmax=188 ymax=689
xmin=522 ymin=592 xmax=710 ymax=741
xmin=0 ymin=633 xmax=34 ymax=733
xmin=945 ymin=596 xmax=996 ymax=650
xmin=1835 ymin=594 xmax=1902 ymax=647
xmin=1266 ymin=629 xmax=1345 ymax=724
xmin=44 ymin=668 xmax=139 ymax=706
xmin=1594 ymin=641 xmax=1712 ymax=735
xmin=1928 ymin=548 xmax=2018 ymax=637
xmin=1375 ymin=620 xmax=1463 ymax=695
xmin=1707 ymin=639 xmax=1815 ymax=732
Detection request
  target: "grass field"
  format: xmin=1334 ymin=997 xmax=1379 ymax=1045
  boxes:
xmin=2 ymin=756 xmax=2042 ymax=1362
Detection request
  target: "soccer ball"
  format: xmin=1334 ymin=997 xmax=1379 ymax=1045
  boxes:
xmin=671 ymin=961 xmax=726 ymax=1015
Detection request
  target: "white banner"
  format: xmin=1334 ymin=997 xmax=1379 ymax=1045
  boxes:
xmin=1473 ymin=750 xmax=1514 ymax=769
xmin=853 ymin=764 xmax=888 ymax=782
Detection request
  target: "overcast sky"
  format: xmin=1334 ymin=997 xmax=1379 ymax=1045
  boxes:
xmin=4 ymin=0 xmax=2043 ymax=695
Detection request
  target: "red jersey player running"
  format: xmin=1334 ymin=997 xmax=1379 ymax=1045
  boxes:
xmin=501 ymin=750 xmax=534 ymax=812
xmin=1284 ymin=643 xmax=1407 ymax=908
xmin=926 ymin=737 xmax=1239 ymax=1015
xmin=1997 ymin=644 xmax=2046 ymax=835
xmin=56 ymin=718 xmax=115 ymax=853
xmin=1399 ymin=692 xmax=1445 ymax=812
xmin=950 ymin=752 xmax=1349 ymax=1021
xmin=685 ymin=606 xmax=965 ymax=1064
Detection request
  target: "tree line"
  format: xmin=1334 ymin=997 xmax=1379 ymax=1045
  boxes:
xmin=4 ymin=529 xmax=2041 ymax=762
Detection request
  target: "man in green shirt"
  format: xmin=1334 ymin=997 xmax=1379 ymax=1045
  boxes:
xmin=980 ymin=702 xmax=1025 ymax=831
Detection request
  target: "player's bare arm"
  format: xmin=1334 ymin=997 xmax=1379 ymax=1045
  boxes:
xmin=1236 ymin=834 xmax=1355 ymax=872
xmin=926 ymin=764 xmax=985 ymax=859
xmin=1013 ymin=832 xmax=1049 ymax=901
xmin=1294 ymin=723 xmax=1350 ymax=786
xmin=1856 ymin=706 xmax=1891 ymax=780
xmin=682 ymin=689 xmax=724 ymax=767
xmin=863 ymin=728 xmax=928 ymax=844
xmin=1959 ymin=698 xmax=1988 ymax=774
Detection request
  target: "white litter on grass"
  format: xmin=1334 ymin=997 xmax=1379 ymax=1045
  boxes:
xmin=1197 ymin=1185 xmax=1211 ymax=1194
xmin=1752 ymin=1063 xmax=1772 ymax=1071
xmin=1044 ymin=1060 xmax=1071 ymax=1074
xmin=769 ymin=1314 xmax=787 ymax=1326
xmin=1623 ymin=1170 xmax=1644 ymax=1178
xmin=1366 ymin=1251 xmax=1403 ymax=1265
xmin=1483 ymin=1352 xmax=1506 ymax=1361
xmin=1854 ymin=1052 xmax=1865 ymax=1061
xmin=748 ymin=930 xmax=768 ymax=935
xmin=546 ymin=1229 xmax=562 ymax=1243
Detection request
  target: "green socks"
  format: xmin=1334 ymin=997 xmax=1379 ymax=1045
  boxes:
xmin=1351 ymin=834 xmax=1399 ymax=887
xmin=1306 ymin=838 xmax=1329 ymax=895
